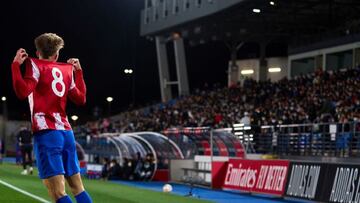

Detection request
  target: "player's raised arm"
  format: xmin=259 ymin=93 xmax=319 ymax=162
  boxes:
xmin=68 ymin=58 xmax=87 ymax=105
xmin=11 ymin=48 xmax=38 ymax=100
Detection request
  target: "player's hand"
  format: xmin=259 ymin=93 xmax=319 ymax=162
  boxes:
xmin=67 ymin=58 xmax=82 ymax=71
xmin=13 ymin=48 xmax=28 ymax=65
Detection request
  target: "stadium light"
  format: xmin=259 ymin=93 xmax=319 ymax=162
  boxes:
xmin=270 ymin=1 xmax=275 ymax=6
xmin=172 ymin=32 xmax=181 ymax=40
xmin=268 ymin=67 xmax=281 ymax=73
xmin=1 ymin=96 xmax=6 ymax=102
xmin=106 ymin=97 xmax=114 ymax=103
xmin=241 ymin=69 xmax=254 ymax=75
xmin=124 ymin=69 xmax=134 ymax=74
xmin=252 ymin=8 xmax=261 ymax=13
xmin=71 ymin=115 xmax=79 ymax=121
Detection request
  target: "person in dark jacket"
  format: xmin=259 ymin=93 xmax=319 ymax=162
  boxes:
xmin=108 ymin=159 xmax=122 ymax=180
xmin=101 ymin=157 xmax=110 ymax=180
xmin=17 ymin=126 xmax=33 ymax=175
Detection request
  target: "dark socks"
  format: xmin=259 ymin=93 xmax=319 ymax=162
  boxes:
xmin=75 ymin=191 xmax=92 ymax=203
xmin=56 ymin=195 xmax=72 ymax=203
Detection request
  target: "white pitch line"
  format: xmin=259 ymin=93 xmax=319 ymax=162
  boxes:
xmin=0 ymin=179 xmax=50 ymax=203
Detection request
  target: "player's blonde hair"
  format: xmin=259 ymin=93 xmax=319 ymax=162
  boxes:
xmin=34 ymin=33 xmax=64 ymax=59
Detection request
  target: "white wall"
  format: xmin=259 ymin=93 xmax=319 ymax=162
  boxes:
xmin=288 ymin=41 xmax=360 ymax=77
xmin=228 ymin=57 xmax=288 ymax=84
xmin=170 ymin=159 xmax=195 ymax=182
xmin=267 ymin=57 xmax=288 ymax=82
xmin=236 ymin=59 xmax=260 ymax=81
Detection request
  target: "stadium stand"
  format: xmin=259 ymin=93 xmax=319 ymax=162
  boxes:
xmin=76 ymin=66 xmax=360 ymax=135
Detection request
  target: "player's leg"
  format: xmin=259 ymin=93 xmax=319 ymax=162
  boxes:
xmin=66 ymin=173 xmax=92 ymax=203
xmin=27 ymin=145 xmax=34 ymax=174
xmin=65 ymin=173 xmax=84 ymax=195
xmin=34 ymin=130 xmax=72 ymax=202
xmin=43 ymin=175 xmax=70 ymax=201
xmin=63 ymin=131 xmax=92 ymax=203
xmin=20 ymin=146 xmax=28 ymax=174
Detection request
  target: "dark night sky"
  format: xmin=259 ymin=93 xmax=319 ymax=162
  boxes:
xmin=0 ymin=0 xmax=285 ymax=122
xmin=0 ymin=0 xmax=159 ymax=121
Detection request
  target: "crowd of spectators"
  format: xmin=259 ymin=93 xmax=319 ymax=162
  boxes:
xmin=78 ymin=67 xmax=360 ymax=134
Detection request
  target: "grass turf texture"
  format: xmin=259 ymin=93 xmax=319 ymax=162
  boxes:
xmin=0 ymin=163 xmax=210 ymax=203
xmin=0 ymin=183 xmax=40 ymax=203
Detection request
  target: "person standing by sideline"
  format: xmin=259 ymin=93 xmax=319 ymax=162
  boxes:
xmin=17 ymin=126 xmax=33 ymax=175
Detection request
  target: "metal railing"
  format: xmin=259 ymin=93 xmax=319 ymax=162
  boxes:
xmin=238 ymin=122 xmax=360 ymax=157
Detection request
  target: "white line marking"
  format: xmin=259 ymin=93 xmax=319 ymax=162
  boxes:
xmin=0 ymin=179 xmax=50 ymax=203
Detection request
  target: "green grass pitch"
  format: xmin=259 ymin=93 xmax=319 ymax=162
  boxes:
xmin=0 ymin=163 xmax=210 ymax=203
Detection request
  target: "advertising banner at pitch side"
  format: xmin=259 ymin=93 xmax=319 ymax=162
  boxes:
xmin=222 ymin=159 xmax=289 ymax=196
xmin=285 ymin=161 xmax=327 ymax=201
xmin=323 ymin=164 xmax=360 ymax=203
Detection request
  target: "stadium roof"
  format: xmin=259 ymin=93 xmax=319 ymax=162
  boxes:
xmin=142 ymin=0 xmax=360 ymax=47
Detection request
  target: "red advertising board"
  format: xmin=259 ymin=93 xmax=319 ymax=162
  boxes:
xmin=212 ymin=161 xmax=229 ymax=189
xmin=221 ymin=159 xmax=290 ymax=196
xmin=152 ymin=169 xmax=169 ymax=181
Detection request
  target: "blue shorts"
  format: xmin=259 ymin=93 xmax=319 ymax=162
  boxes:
xmin=34 ymin=130 xmax=80 ymax=179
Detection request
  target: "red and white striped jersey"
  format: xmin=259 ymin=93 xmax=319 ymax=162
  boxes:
xmin=12 ymin=58 xmax=86 ymax=132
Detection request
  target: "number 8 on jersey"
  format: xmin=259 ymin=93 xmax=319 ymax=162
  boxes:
xmin=51 ymin=67 xmax=65 ymax=97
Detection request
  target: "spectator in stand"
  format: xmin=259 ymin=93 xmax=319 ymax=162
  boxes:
xmin=240 ymin=112 xmax=251 ymax=126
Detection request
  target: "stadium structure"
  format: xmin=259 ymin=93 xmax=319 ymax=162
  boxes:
xmin=1 ymin=0 xmax=360 ymax=202
xmin=136 ymin=1 xmax=360 ymax=202
xmin=141 ymin=0 xmax=360 ymax=100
